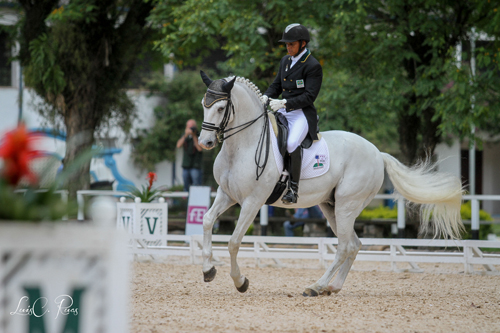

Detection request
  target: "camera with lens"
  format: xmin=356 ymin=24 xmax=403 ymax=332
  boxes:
xmin=190 ymin=126 xmax=198 ymax=135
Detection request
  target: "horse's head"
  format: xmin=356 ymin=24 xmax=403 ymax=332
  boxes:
xmin=198 ymin=71 xmax=236 ymax=150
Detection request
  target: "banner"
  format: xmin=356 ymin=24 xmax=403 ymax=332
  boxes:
xmin=185 ymin=186 xmax=211 ymax=236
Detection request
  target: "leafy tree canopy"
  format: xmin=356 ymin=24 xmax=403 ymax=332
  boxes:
xmin=151 ymin=0 xmax=500 ymax=165
xmin=132 ymin=70 xmax=210 ymax=170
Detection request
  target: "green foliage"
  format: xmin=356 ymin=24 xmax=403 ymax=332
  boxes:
xmin=358 ymin=205 xmax=398 ymax=220
xmin=123 ymin=172 xmax=167 ymax=202
xmin=462 ymin=224 xmax=493 ymax=241
xmin=151 ymin=0 xmax=500 ymax=165
xmin=359 ymin=202 xmax=493 ymax=222
xmin=460 ymin=201 xmax=493 ymax=222
xmin=124 ymin=184 xmax=164 ymax=203
xmin=319 ymin=1 xmax=500 ymax=163
xmin=131 ymin=70 xmax=209 ymax=170
xmin=0 ymin=147 xmax=95 ymax=222
xmin=150 ymin=0 xmax=328 ymax=85
xmin=0 ymin=181 xmax=74 ymax=221
xmin=244 ymin=222 xmax=254 ymax=236
xmin=25 ymin=33 xmax=66 ymax=97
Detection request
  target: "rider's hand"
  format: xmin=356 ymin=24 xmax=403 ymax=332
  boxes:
xmin=269 ymin=98 xmax=287 ymax=112
xmin=261 ymin=95 xmax=269 ymax=105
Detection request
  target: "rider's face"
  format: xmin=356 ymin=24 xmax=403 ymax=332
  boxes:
xmin=286 ymin=41 xmax=305 ymax=57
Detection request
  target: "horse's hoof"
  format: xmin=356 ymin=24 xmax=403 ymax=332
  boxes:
xmin=203 ymin=266 xmax=217 ymax=282
xmin=320 ymin=290 xmax=332 ymax=296
xmin=302 ymin=288 xmax=319 ymax=297
xmin=328 ymin=285 xmax=341 ymax=294
xmin=236 ymin=277 xmax=249 ymax=293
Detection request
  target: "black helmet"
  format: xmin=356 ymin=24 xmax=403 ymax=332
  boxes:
xmin=279 ymin=24 xmax=310 ymax=43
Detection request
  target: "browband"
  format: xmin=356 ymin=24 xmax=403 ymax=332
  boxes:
xmin=203 ymin=89 xmax=230 ymax=108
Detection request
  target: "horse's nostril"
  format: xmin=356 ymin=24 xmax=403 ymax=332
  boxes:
xmin=207 ymin=141 xmax=213 ymax=147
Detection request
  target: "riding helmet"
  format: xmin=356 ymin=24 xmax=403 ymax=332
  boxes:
xmin=279 ymin=24 xmax=310 ymax=43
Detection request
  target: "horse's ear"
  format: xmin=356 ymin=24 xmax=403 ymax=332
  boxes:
xmin=222 ymin=76 xmax=236 ymax=93
xmin=200 ymin=70 xmax=213 ymax=87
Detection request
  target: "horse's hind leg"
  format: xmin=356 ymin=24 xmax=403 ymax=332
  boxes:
xmin=319 ymin=202 xmax=361 ymax=294
xmin=303 ymin=199 xmax=363 ymax=296
xmin=202 ymin=187 xmax=236 ymax=282
xmin=327 ymin=232 xmax=361 ymax=294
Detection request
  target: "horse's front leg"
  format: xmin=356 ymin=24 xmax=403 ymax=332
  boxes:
xmin=202 ymin=188 xmax=236 ymax=282
xmin=228 ymin=201 xmax=262 ymax=293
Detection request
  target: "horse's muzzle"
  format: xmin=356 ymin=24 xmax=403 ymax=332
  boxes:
xmin=198 ymin=133 xmax=217 ymax=150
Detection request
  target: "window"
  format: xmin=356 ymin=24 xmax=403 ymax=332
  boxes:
xmin=0 ymin=30 xmax=11 ymax=86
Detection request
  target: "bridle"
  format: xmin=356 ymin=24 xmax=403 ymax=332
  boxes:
xmin=201 ymin=89 xmax=236 ymax=144
xmin=201 ymin=88 xmax=271 ymax=180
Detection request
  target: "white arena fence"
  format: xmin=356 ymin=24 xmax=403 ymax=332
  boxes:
xmin=76 ymin=190 xmax=500 ymax=273
xmin=76 ymin=190 xmax=500 ymax=229
xmin=129 ymin=234 xmax=500 ymax=275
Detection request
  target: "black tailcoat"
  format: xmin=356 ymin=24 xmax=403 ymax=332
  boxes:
xmin=264 ymin=50 xmax=323 ymax=141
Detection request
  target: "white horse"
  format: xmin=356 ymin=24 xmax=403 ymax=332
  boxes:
xmin=197 ymin=72 xmax=464 ymax=296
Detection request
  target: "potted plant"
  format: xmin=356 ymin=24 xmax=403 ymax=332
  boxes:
xmin=117 ymin=172 xmax=169 ymax=245
xmin=0 ymin=124 xmax=130 ymax=333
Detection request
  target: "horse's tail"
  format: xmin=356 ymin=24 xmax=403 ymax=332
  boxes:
xmin=381 ymin=153 xmax=465 ymax=239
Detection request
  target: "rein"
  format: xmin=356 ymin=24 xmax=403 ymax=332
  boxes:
xmin=202 ymin=90 xmax=271 ymax=180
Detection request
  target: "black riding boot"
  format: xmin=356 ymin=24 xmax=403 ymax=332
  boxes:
xmin=282 ymin=147 xmax=302 ymax=204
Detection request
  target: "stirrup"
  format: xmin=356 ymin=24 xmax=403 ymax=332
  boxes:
xmin=282 ymin=188 xmax=298 ymax=204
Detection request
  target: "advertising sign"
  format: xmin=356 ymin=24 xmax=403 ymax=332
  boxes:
xmin=185 ymin=186 xmax=211 ymax=236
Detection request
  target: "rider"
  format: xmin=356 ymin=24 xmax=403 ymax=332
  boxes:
xmin=263 ymin=23 xmax=323 ymax=204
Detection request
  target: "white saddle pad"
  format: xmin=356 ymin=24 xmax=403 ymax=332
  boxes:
xmin=270 ymin=123 xmax=330 ymax=179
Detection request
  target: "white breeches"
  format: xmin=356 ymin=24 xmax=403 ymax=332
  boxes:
xmin=277 ymin=108 xmax=309 ymax=153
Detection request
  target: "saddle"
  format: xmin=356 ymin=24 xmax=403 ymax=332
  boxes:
xmin=269 ymin=112 xmax=289 ymax=162
xmin=265 ymin=113 xmax=321 ymax=205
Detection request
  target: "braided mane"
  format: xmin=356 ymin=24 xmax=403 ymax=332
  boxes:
xmin=227 ymin=76 xmax=265 ymax=105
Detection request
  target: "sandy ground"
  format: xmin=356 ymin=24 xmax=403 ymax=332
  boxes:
xmin=130 ymin=256 xmax=500 ymax=333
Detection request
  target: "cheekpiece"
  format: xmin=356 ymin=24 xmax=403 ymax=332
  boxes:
xmin=203 ymin=88 xmax=229 ymax=108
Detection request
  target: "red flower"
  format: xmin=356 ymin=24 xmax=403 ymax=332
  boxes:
xmin=0 ymin=124 xmax=42 ymax=186
xmin=146 ymin=172 xmax=157 ymax=191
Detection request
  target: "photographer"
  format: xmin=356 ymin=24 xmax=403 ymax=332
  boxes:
xmin=176 ymin=119 xmax=203 ymax=191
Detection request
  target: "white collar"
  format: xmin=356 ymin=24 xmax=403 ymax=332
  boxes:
xmin=291 ymin=48 xmax=308 ymax=62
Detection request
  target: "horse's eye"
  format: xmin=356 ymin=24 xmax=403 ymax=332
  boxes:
xmin=218 ymin=107 xmax=224 ymax=112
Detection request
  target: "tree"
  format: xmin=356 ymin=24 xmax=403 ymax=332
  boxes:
xmin=17 ymin=0 xmax=156 ymax=196
xmin=132 ymin=70 xmax=209 ymax=170
xmin=131 ymin=70 xmax=220 ymax=189
xmin=149 ymin=0 xmax=329 ymax=86
xmin=319 ymin=1 xmax=500 ymax=164
xmin=151 ymin=0 xmax=500 ymax=166
xmin=149 ymin=0 xmax=400 ymax=158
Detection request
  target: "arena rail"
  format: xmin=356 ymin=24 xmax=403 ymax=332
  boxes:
xmin=76 ymin=190 xmax=500 ymax=235
xmin=129 ymin=234 xmax=500 ymax=275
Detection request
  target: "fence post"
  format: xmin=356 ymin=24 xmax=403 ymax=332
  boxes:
xmin=390 ymin=244 xmax=397 ymax=272
xmin=77 ymin=191 xmax=85 ymax=221
xmin=260 ymin=205 xmax=268 ymax=236
xmin=190 ymin=236 xmax=196 ymax=265
xmin=397 ymin=198 xmax=406 ymax=238
xmin=464 ymin=244 xmax=473 ymax=274
xmin=318 ymin=238 xmax=324 ymax=267
xmin=471 ymin=198 xmax=480 ymax=240
xmin=61 ymin=190 xmax=69 ymax=221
